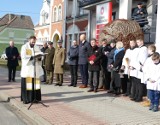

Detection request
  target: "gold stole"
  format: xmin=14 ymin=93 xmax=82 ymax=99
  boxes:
xmin=26 ymin=77 xmax=40 ymax=90
xmin=25 ymin=48 xmax=40 ymax=90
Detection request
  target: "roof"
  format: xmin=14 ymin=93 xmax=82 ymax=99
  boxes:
xmin=0 ymin=14 xmax=34 ymax=30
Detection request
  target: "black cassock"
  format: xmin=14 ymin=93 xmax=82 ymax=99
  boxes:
xmin=21 ymin=78 xmax=41 ymax=104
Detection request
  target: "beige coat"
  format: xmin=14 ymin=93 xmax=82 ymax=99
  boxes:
xmin=53 ymin=47 xmax=65 ymax=74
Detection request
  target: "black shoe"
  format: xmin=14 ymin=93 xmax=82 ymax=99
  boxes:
xmin=130 ymin=98 xmax=136 ymax=101
xmin=123 ymin=93 xmax=129 ymax=96
xmin=12 ymin=80 xmax=16 ymax=82
xmin=107 ymin=90 xmax=113 ymax=93
xmin=73 ymin=85 xmax=77 ymax=87
xmin=41 ymin=80 xmax=46 ymax=82
xmin=94 ymin=89 xmax=98 ymax=93
xmin=149 ymin=104 xmax=154 ymax=110
xmin=59 ymin=84 xmax=62 ymax=86
xmin=153 ymin=106 xmax=159 ymax=112
xmin=68 ymin=84 xmax=73 ymax=87
xmin=8 ymin=80 xmax=11 ymax=82
xmin=55 ymin=83 xmax=60 ymax=86
xmin=87 ymin=89 xmax=94 ymax=92
xmin=135 ymin=99 xmax=142 ymax=102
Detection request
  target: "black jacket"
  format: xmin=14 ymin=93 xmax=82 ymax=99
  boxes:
xmin=100 ymin=45 xmax=111 ymax=68
xmin=68 ymin=45 xmax=79 ymax=65
xmin=113 ymin=49 xmax=125 ymax=71
xmin=88 ymin=46 xmax=102 ymax=71
xmin=132 ymin=7 xmax=148 ymax=26
xmin=5 ymin=46 xmax=19 ymax=67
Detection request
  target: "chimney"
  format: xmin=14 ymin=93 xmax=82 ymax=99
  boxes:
xmin=9 ymin=14 xmax=15 ymax=22
xmin=20 ymin=15 xmax=25 ymax=20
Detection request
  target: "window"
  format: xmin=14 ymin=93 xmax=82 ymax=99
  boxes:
xmin=69 ymin=34 xmax=72 ymax=47
xmin=58 ymin=5 xmax=62 ymax=20
xmin=54 ymin=7 xmax=57 ymax=22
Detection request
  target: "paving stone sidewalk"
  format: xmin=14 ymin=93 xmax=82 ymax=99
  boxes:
xmin=0 ymin=67 xmax=160 ymax=125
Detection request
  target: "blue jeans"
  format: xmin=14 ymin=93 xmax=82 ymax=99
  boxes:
xmin=148 ymin=90 xmax=160 ymax=107
xmin=79 ymin=64 xmax=88 ymax=86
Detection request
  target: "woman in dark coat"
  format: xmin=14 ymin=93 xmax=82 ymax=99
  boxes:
xmin=110 ymin=41 xmax=125 ymax=95
xmin=68 ymin=40 xmax=79 ymax=87
xmin=87 ymin=39 xmax=102 ymax=92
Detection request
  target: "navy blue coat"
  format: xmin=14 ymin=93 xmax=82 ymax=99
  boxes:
xmin=68 ymin=45 xmax=79 ymax=65
xmin=78 ymin=41 xmax=91 ymax=65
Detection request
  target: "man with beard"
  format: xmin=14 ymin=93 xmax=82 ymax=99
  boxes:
xmin=20 ymin=36 xmax=44 ymax=104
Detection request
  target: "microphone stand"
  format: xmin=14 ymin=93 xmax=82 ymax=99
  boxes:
xmin=28 ymin=47 xmax=48 ymax=110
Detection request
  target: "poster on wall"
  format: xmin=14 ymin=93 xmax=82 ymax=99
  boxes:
xmin=96 ymin=2 xmax=112 ymax=41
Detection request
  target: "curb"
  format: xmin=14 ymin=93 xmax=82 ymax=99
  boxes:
xmin=0 ymin=92 xmax=52 ymax=125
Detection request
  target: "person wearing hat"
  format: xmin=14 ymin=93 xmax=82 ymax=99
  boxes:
xmin=53 ymin=40 xmax=65 ymax=86
xmin=132 ymin=2 xmax=148 ymax=27
xmin=44 ymin=41 xmax=55 ymax=84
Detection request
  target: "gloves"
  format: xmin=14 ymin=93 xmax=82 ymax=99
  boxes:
xmin=61 ymin=65 xmax=63 ymax=68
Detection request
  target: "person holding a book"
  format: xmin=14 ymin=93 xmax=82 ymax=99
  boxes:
xmin=20 ymin=36 xmax=44 ymax=104
xmin=87 ymin=38 xmax=102 ymax=93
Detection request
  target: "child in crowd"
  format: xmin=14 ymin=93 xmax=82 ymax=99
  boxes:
xmin=142 ymin=45 xmax=156 ymax=106
xmin=145 ymin=52 xmax=160 ymax=112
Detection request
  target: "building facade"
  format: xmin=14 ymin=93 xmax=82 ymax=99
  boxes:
xmin=0 ymin=14 xmax=34 ymax=44
xmin=34 ymin=0 xmax=64 ymax=48
xmin=35 ymin=0 xmax=159 ymax=52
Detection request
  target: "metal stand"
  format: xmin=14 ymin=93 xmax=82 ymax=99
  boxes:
xmin=28 ymin=48 xmax=48 ymax=110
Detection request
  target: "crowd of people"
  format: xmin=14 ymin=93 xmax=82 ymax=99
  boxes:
xmin=66 ymin=34 xmax=160 ymax=112
xmin=5 ymin=34 xmax=160 ymax=112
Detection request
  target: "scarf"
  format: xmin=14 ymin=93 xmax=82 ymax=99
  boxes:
xmin=114 ymin=48 xmax=124 ymax=61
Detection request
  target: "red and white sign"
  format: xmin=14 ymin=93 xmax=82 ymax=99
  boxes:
xmin=96 ymin=2 xmax=112 ymax=41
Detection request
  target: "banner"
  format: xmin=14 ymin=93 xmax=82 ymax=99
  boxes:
xmin=96 ymin=2 xmax=112 ymax=41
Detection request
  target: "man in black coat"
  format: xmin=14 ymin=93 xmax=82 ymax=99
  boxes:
xmin=99 ymin=39 xmax=111 ymax=90
xmin=88 ymin=39 xmax=102 ymax=92
xmin=68 ymin=40 xmax=79 ymax=87
xmin=5 ymin=41 xmax=19 ymax=82
xmin=78 ymin=34 xmax=91 ymax=88
xmin=132 ymin=2 xmax=148 ymax=27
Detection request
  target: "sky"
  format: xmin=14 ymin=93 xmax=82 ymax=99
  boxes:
xmin=0 ymin=0 xmax=42 ymax=25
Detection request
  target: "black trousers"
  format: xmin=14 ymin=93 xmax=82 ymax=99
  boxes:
xmin=70 ymin=65 xmax=78 ymax=86
xmin=133 ymin=78 xmax=145 ymax=101
xmin=121 ymin=74 xmax=128 ymax=94
xmin=79 ymin=64 xmax=88 ymax=86
xmin=41 ymin=65 xmax=46 ymax=82
xmin=130 ymin=77 xmax=137 ymax=98
xmin=8 ymin=66 xmax=16 ymax=81
xmin=89 ymin=71 xmax=100 ymax=90
xmin=125 ymin=76 xmax=133 ymax=95
xmin=100 ymin=66 xmax=110 ymax=90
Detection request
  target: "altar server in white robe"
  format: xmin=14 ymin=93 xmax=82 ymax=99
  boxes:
xmin=121 ymin=39 xmax=137 ymax=96
xmin=20 ymin=36 xmax=43 ymax=104
xmin=142 ymin=45 xmax=156 ymax=106
xmin=131 ymin=38 xmax=148 ymax=102
xmin=145 ymin=52 xmax=160 ymax=112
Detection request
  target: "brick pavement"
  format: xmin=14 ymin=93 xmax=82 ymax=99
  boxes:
xmin=0 ymin=67 xmax=160 ymax=125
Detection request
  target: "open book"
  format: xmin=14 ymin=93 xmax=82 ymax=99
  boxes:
xmin=34 ymin=52 xmax=48 ymax=59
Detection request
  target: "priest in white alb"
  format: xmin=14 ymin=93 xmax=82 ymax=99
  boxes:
xmin=20 ymin=36 xmax=44 ymax=104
